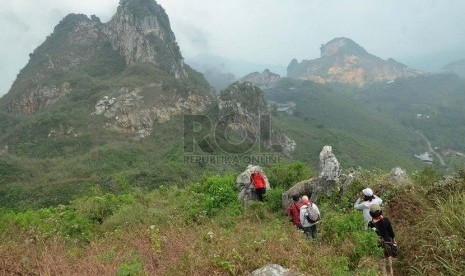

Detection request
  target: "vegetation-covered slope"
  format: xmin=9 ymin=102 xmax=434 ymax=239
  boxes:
xmin=265 ymin=78 xmax=425 ymax=170
xmin=1 ymin=165 xmax=463 ymax=275
xmin=357 ymin=74 xmax=465 ymax=162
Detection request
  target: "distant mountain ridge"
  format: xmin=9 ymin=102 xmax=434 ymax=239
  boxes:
xmin=239 ymin=69 xmax=281 ymax=89
xmin=443 ymin=58 xmax=465 ymax=77
xmin=287 ymin=37 xmax=422 ymax=86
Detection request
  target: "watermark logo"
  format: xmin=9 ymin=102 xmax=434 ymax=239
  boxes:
xmin=183 ymin=114 xmax=283 ymax=164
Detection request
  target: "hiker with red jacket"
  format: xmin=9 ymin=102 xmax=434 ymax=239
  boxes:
xmin=285 ymin=195 xmax=303 ymax=229
xmin=250 ymin=170 xmax=267 ymax=201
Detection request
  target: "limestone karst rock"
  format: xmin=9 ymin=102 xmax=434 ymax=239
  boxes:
xmin=319 ymin=145 xmax=342 ymax=182
xmin=287 ymin=37 xmax=422 ymax=86
xmin=236 ymin=164 xmax=270 ymax=206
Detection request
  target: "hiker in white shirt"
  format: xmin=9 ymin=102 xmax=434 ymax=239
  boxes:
xmin=354 ymin=188 xmax=383 ymax=226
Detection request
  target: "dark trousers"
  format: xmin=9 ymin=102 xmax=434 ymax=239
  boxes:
xmin=255 ymin=188 xmax=266 ymax=201
xmin=303 ymin=225 xmax=317 ymax=239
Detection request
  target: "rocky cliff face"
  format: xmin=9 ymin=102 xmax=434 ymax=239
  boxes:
xmin=93 ymin=84 xmax=210 ymax=139
xmin=240 ymin=69 xmax=281 ymax=89
xmin=105 ymin=0 xmax=186 ymax=79
xmin=2 ymin=14 xmax=105 ymax=115
xmin=0 ymin=0 xmax=212 ymax=138
xmin=287 ymin=37 xmax=422 ymax=86
xmin=218 ymin=82 xmax=296 ymax=157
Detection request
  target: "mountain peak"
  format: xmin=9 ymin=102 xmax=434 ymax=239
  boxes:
xmin=288 ymin=37 xmax=422 ymax=85
xmin=106 ymin=0 xmax=186 ymax=78
xmin=320 ymin=37 xmax=369 ymax=57
xmin=0 ymin=0 xmax=209 ymax=119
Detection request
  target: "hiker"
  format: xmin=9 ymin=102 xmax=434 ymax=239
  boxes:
xmin=368 ymin=204 xmax=397 ymax=276
xmin=354 ymin=187 xmax=383 ymax=226
xmin=285 ymin=195 xmax=303 ymax=229
xmin=250 ymin=170 xmax=267 ymax=201
xmin=299 ymin=195 xmax=320 ymax=239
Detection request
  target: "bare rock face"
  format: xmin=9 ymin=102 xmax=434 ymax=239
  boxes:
xmin=236 ymin=164 xmax=270 ymax=206
xmin=269 ymin=130 xmax=297 ymax=158
xmin=390 ymin=167 xmax=407 ymax=183
xmin=93 ymin=85 xmax=211 ymax=139
xmin=0 ymin=145 xmax=8 ymax=156
xmin=287 ymin=37 xmax=422 ymax=86
xmin=219 ymin=82 xmax=296 ymax=157
xmin=319 ymin=145 xmax=342 ymax=181
xmin=48 ymin=126 xmax=81 ymax=139
xmin=105 ymin=0 xmax=187 ymax=79
xmin=3 ymin=14 xmax=103 ymax=115
xmin=240 ymin=69 xmax=281 ymax=89
xmin=250 ymin=264 xmax=303 ymax=276
xmin=7 ymin=83 xmax=71 ymax=115
xmin=282 ymin=178 xmax=319 ymax=209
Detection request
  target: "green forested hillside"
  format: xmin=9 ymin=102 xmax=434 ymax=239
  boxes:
xmin=1 ymin=75 xmax=438 ymax=208
xmin=265 ymin=79 xmax=425 ymax=170
xmin=357 ymin=74 xmax=465 ymax=151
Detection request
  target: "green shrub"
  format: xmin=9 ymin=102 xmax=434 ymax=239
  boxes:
xmin=188 ymin=175 xmax=243 ymax=222
xmin=319 ymin=208 xmax=366 ymax=245
xmin=117 ymin=261 xmax=143 ymax=276
xmin=318 ymin=205 xmax=383 ymax=269
xmin=316 ymin=255 xmax=350 ymax=276
xmin=264 ymin=187 xmax=284 ymax=212
xmin=350 ymin=231 xmax=383 ymax=267
xmin=0 ymin=206 xmax=94 ymax=241
xmin=101 ymin=202 xmax=148 ymax=231
xmin=72 ymin=193 xmax=136 ymax=224
xmin=266 ymin=161 xmax=314 ymax=190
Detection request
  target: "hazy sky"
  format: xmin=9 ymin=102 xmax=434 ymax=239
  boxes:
xmin=1 ymin=0 xmax=464 ymax=96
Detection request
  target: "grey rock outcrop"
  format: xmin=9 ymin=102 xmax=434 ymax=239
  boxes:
xmin=341 ymin=168 xmax=357 ymax=191
xmin=219 ymin=82 xmax=296 ymax=157
xmin=240 ymin=69 xmax=281 ymax=89
xmin=237 ymin=164 xmax=270 ymax=206
xmin=0 ymin=145 xmax=8 ymax=156
xmin=250 ymin=264 xmax=303 ymax=276
xmin=319 ymin=145 xmax=342 ymax=181
xmin=390 ymin=167 xmax=407 ymax=183
xmin=93 ymin=85 xmax=210 ymax=139
xmin=48 ymin=126 xmax=80 ymax=139
xmin=269 ymin=130 xmax=297 ymax=158
xmin=282 ymin=145 xmax=342 ymax=209
xmin=7 ymin=83 xmax=71 ymax=115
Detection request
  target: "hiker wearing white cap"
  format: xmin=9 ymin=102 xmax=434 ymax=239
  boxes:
xmin=354 ymin=187 xmax=383 ymax=226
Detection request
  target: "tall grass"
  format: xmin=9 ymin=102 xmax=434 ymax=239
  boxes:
xmin=0 ymin=173 xmax=386 ymax=275
xmin=1 ymin=166 xmax=463 ymax=275
xmin=408 ymin=193 xmax=465 ymax=274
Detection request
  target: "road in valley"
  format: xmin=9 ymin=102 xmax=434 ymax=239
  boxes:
xmin=415 ymin=130 xmax=446 ymax=166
